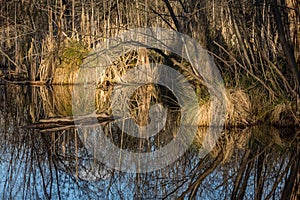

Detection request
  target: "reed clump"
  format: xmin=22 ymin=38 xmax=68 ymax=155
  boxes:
xmin=248 ymin=85 xmax=299 ymax=127
xmin=38 ymin=36 xmax=58 ymax=82
xmin=196 ymin=88 xmax=252 ymax=127
xmin=95 ymin=51 xmax=138 ymax=114
xmin=53 ymin=39 xmax=90 ymax=84
xmin=269 ymin=102 xmax=299 ymax=127
xmin=225 ymin=89 xmax=252 ymax=127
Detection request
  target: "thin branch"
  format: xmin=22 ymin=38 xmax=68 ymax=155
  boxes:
xmin=0 ymin=48 xmax=18 ymax=68
xmin=213 ymin=41 xmax=276 ymax=97
xmin=163 ymin=0 xmax=182 ymax=32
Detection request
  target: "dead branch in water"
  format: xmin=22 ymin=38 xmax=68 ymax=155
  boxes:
xmin=24 ymin=112 xmax=120 ymax=132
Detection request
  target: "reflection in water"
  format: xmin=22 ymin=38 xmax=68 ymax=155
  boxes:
xmin=0 ymin=84 xmax=299 ymax=199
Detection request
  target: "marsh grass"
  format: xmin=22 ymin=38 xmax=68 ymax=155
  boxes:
xmin=247 ymin=85 xmax=300 ymax=127
xmin=269 ymin=102 xmax=299 ymax=127
xmin=95 ymin=50 xmax=140 ymax=114
xmin=225 ymin=89 xmax=252 ymax=127
xmin=37 ymin=37 xmax=91 ymax=84
xmin=38 ymin=36 xmax=58 ymax=82
xmin=36 ymin=44 xmax=299 ymax=129
xmin=53 ymin=39 xmax=90 ymax=84
xmin=59 ymin=40 xmax=89 ymax=67
xmin=194 ymin=88 xmax=252 ymax=127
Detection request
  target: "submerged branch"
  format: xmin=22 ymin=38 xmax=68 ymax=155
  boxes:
xmin=23 ymin=112 xmax=119 ymax=131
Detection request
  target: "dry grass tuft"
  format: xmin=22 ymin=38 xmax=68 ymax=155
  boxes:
xmin=196 ymin=102 xmax=212 ymax=127
xmin=196 ymin=88 xmax=252 ymax=127
xmin=269 ymin=102 xmax=299 ymax=126
xmin=225 ymin=88 xmax=252 ymax=127
xmin=52 ymin=39 xmax=90 ymax=84
xmin=95 ymin=49 xmax=140 ymax=113
xmin=52 ymin=67 xmax=79 ymax=84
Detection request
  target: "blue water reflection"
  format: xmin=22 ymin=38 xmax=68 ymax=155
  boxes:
xmin=0 ymin=84 xmax=298 ymax=199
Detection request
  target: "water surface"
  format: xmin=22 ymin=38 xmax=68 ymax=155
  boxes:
xmin=0 ymin=84 xmax=298 ymax=199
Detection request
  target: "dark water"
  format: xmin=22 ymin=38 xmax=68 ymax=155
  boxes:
xmin=0 ymin=84 xmax=299 ymax=200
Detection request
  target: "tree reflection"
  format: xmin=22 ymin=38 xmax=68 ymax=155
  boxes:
xmin=175 ymin=127 xmax=299 ymax=200
xmin=0 ymin=84 xmax=299 ymax=199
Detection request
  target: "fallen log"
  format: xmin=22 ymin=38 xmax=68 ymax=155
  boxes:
xmin=24 ymin=112 xmax=120 ymax=132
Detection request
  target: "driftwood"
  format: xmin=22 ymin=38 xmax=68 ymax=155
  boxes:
xmin=24 ymin=112 xmax=120 ymax=132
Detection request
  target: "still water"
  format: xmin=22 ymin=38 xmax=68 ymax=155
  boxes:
xmin=0 ymin=84 xmax=298 ymax=199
